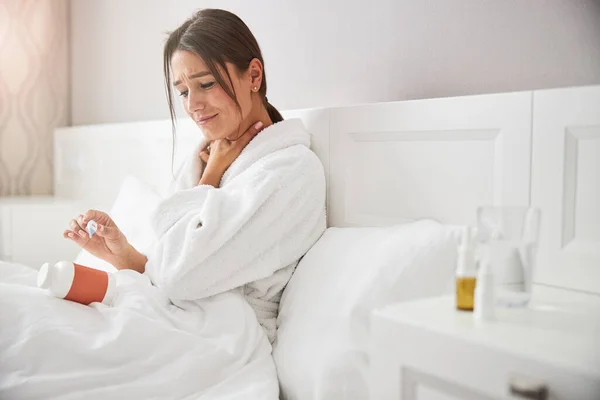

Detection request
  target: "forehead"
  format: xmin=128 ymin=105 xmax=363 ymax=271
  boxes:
xmin=171 ymin=50 xmax=208 ymax=75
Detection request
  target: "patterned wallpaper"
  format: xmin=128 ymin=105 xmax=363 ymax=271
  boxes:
xmin=0 ymin=0 xmax=70 ymax=196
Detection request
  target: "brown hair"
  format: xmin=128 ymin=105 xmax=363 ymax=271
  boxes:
xmin=163 ymin=9 xmax=283 ymax=145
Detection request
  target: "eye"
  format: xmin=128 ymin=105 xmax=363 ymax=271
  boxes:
xmin=200 ymin=82 xmax=216 ymax=89
xmin=178 ymin=90 xmax=189 ymax=98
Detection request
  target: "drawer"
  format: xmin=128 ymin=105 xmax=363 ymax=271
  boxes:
xmin=368 ymin=298 xmax=600 ymax=400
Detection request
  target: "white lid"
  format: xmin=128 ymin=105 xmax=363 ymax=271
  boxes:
xmin=38 ymin=261 xmax=75 ymax=298
xmin=37 ymin=262 xmax=52 ymax=289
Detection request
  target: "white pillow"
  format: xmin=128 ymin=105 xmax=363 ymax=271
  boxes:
xmin=273 ymin=220 xmax=460 ymax=400
xmin=74 ymin=176 xmax=163 ymax=272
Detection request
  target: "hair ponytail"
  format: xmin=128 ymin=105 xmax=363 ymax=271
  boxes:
xmin=264 ymin=97 xmax=283 ymax=123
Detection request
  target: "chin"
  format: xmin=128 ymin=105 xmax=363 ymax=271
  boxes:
xmin=198 ymin=126 xmax=211 ymax=137
xmin=198 ymin=125 xmax=232 ymax=141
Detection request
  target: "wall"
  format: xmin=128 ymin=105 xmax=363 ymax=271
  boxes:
xmin=71 ymin=0 xmax=600 ymax=125
xmin=0 ymin=0 xmax=70 ymax=196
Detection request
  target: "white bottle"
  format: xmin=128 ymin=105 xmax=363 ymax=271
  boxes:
xmin=37 ymin=261 xmax=116 ymax=306
xmin=474 ymin=257 xmax=495 ymax=322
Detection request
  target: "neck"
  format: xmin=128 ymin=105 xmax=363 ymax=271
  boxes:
xmin=249 ymin=101 xmax=273 ymax=130
xmin=229 ymin=102 xmax=273 ymax=140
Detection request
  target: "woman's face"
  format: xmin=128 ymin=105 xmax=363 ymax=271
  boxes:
xmin=171 ymin=50 xmax=254 ymax=141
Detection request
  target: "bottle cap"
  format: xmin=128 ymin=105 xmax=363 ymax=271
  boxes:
xmin=37 ymin=262 xmax=52 ymax=289
xmin=456 ymin=226 xmax=476 ymax=275
xmin=460 ymin=226 xmax=472 ymax=249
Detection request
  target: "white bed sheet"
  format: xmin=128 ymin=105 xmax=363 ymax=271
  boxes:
xmin=0 ymin=261 xmax=278 ymax=400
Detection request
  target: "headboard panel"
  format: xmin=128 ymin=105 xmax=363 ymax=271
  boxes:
xmin=54 ymin=119 xmax=198 ymax=210
xmin=328 ymin=91 xmax=532 ymax=227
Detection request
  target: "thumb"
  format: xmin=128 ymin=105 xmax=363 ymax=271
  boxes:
xmin=94 ymin=223 xmax=121 ymax=239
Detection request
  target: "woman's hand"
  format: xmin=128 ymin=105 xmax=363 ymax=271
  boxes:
xmin=198 ymin=121 xmax=264 ymax=187
xmin=63 ymin=210 xmax=146 ymax=271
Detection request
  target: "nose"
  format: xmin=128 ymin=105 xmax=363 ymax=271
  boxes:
xmin=187 ymin=90 xmax=206 ymax=115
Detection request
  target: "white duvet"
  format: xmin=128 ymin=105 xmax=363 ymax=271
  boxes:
xmin=0 ymin=263 xmax=277 ymax=399
xmin=0 ymin=119 xmax=327 ymax=400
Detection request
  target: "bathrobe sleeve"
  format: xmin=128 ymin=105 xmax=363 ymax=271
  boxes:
xmin=145 ymin=146 xmax=326 ymax=301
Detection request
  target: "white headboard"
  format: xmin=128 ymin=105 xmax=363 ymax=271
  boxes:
xmin=54 ymin=85 xmax=600 ymax=295
xmin=54 ymin=91 xmax=531 ymax=227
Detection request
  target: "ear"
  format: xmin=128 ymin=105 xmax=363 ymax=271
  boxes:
xmin=247 ymin=58 xmax=264 ymax=92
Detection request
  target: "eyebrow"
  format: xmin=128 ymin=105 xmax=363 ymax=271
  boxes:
xmin=173 ymin=71 xmax=212 ymax=86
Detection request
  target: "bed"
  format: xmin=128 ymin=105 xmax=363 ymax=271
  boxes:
xmin=2 ymin=84 xmax=599 ymax=399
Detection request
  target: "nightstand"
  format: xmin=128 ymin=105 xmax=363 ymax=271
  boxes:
xmin=0 ymin=197 xmax=83 ymax=268
xmin=368 ymin=289 xmax=600 ymax=400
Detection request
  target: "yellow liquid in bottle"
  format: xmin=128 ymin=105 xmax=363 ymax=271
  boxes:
xmin=456 ymin=277 xmax=476 ymax=311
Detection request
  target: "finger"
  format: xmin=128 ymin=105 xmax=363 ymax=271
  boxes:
xmin=235 ymin=121 xmax=264 ymax=147
xmin=81 ymin=209 xmax=104 ymax=224
xmin=77 ymin=214 xmax=88 ymax=229
xmin=70 ymin=219 xmax=86 ymax=235
xmin=71 ymin=217 xmax=92 ymax=241
xmin=64 ymin=229 xmax=87 ymax=246
xmin=199 ymin=150 xmax=209 ymax=163
xmin=199 ymin=140 xmax=211 ymax=152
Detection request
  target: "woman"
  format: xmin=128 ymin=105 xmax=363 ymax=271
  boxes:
xmin=0 ymin=9 xmax=326 ymax=399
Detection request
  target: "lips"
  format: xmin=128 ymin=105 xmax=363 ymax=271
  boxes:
xmin=195 ymin=113 xmax=218 ymax=125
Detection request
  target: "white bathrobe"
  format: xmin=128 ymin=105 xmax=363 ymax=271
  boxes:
xmin=0 ymin=118 xmax=326 ymax=399
xmin=147 ymin=118 xmax=327 ymax=342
